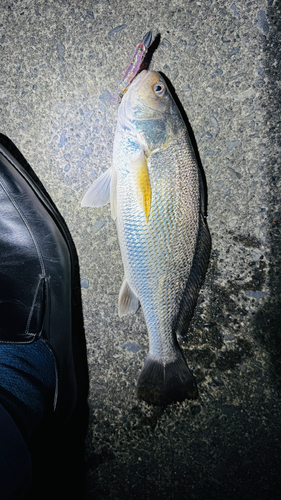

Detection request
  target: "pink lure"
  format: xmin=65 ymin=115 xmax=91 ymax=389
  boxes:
xmin=118 ymin=42 xmax=146 ymax=94
xmin=118 ymin=31 xmax=152 ymax=95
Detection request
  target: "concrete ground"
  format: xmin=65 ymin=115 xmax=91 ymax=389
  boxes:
xmin=1 ymin=0 xmax=281 ymax=499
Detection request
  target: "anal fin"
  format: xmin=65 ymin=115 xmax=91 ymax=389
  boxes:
xmin=118 ymin=278 xmax=139 ymax=317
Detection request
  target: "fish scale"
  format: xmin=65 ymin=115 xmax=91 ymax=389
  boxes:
xmin=116 ymin=128 xmax=199 ymax=363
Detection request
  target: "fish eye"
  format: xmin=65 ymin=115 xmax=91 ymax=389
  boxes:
xmin=153 ymin=83 xmax=166 ymax=97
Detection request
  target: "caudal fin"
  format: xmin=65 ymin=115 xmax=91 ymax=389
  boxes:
xmin=136 ymin=352 xmax=198 ymax=406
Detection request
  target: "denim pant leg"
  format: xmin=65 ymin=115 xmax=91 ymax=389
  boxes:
xmin=0 ymin=403 xmax=32 ymax=500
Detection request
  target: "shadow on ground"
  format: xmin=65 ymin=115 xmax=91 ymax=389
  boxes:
xmin=253 ymin=6 xmax=281 ymax=387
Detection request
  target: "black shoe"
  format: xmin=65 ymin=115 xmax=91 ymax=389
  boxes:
xmin=0 ymin=140 xmax=89 ymax=497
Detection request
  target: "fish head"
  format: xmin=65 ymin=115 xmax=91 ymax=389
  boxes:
xmin=118 ymin=70 xmax=180 ymax=152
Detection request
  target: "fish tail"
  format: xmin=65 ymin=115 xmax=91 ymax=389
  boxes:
xmin=136 ymin=351 xmax=198 ymax=406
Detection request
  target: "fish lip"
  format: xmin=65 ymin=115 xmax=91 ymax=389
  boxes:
xmin=127 ymin=69 xmax=149 ymax=93
xmin=121 ymin=69 xmax=159 ymax=116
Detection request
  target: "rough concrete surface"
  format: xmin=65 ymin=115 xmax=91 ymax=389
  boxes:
xmin=1 ymin=0 xmax=281 ymax=499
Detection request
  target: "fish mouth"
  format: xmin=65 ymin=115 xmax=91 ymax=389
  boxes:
xmin=128 ymin=69 xmax=149 ymax=92
xmin=119 ymin=70 xmax=163 ymax=122
xmin=118 ymin=70 xmax=149 ymax=138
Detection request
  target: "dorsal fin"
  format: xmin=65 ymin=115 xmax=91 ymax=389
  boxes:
xmin=174 ymin=156 xmax=211 ymax=337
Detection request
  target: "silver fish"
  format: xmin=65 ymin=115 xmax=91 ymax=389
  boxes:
xmin=82 ymin=70 xmax=211 ymax=406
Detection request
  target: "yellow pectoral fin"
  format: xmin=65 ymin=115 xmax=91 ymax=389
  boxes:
xmin=136 ymin=163 xmax=151 ymax=221
xmin=130 ymin=152 xmax=151 ymax=222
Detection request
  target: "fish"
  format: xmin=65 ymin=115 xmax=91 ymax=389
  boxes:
xmin=81 ymin=69 xmax=211 ymax=406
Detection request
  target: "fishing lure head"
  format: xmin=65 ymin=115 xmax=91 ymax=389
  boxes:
xmin=118 ymin=70 xmax=181 ymax=152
